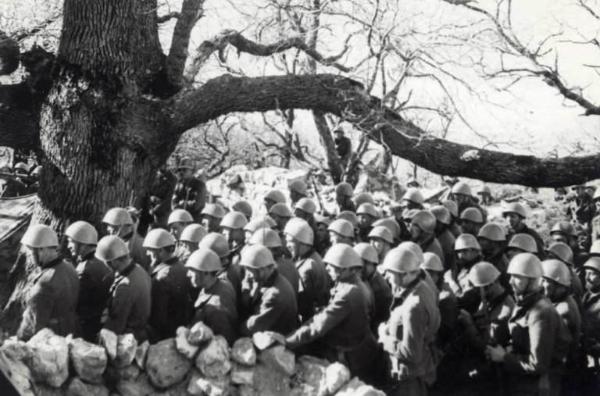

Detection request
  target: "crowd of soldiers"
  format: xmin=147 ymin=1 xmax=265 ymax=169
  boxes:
xmin=14 ymin=160 xmax=600 ymax=396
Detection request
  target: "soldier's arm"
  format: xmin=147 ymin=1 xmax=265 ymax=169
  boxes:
xmin=244 ymin=289 xmax=284 ymax=334
xmin=387 ymin=302 xmax=427 ymax=363
xmin=103 ymin=282 xmax=134 ymax=335
xmin=150 ymin=277 xmax=171 ymax=336
xmin=17 ymin=276 xmax=57 ymax=340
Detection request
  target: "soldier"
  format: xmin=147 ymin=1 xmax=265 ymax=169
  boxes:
xmin=502 ymin=202 xmax=544 ymax=255
xmin=354 ymin=242 xmax=393 ymax=332
xmin=430 ymin=205 xmax=456 ymax=272
xmin=239 ymin=244 xmax=298 ymax=335
xmin=545 ymin=242 xmax=584 ymax=302
xmin=17 ymin=225 xmax=80 ymax=341
xmin=268 ymin=203 xmax=293 ymax=233
xmin=328 ymin=218 xmax=355 ymax=245
xmin=368 ymin=225 xmax=394 ymax=263
xmin=244 ymin=217 xmax=276 ymax=244
xmin=458 ymin=207 xmax=484 ymax=236
xmin=506 ymin=233 xmax=539 ymax=260
xmin=289 ymin=179 xmax=308 ymax=206
xmin=356 ymin=203 xmax=380 ymax=242
xmin=372 ymin=217 xmax=402 ymax=246
xmin=442 ymin=199 xmax=462 ymax=238
xmin=334 ymin=129 xmax=353 ymax=169
xmin=286 ymin=244 xmax=379 ymax=383
xmin=354 ymin=192 xmax=375 ymax=208
xmin=219 ymin=211 xmax=248 ymax=262
xmin=378 ymin=245 xmax=441 ymax=395
xmin=103 ymin=207 xmax=150 ymax=272
xmin=231 ymin=200 xmax=253 ymax=222
xmin=143 ymin=229 xmax=191 ymax=341
xmin=200 ymin=203 xmax=226 ymax=233
xmin=263 ymin=189 xmax=287 ymax=212
xmin=581 ymin=257 xmax=600 ymax=369
xmin=284 ymin=218 xmax=330 ymax=321
xmin=97 ymin=235 xmax=151 ymax=341
xmin=451 ymin=181 xmax=475 ymax=214
xmin=65 ymin=221 xmax=114 ymax=342
xmin=568 ymin=184 xmax=596 ymax=230
xmin=294 ymin=197 xmax=317 ymax=225
xmin=477 ymin=223 xmax=510 ymax=290
xmin=477 ymin=185 xmax=493 ymax=206
xmin=314 ymin=213 xmax=332 ymax=256
xmin=148 ymin=167 xmax=176 ymax=229
xmin=186 ymin=248 xmax=238 ymax=344
xmin=592 ymin=189 xmax=600 ymax=241
xmin=335 ymin=182 xmax=356 ymax=213
xmin=409 ymin=210 xmax=445 ymax=268
xmin=401 ymin=188 xmax=425 ymax=211
xmin=549 ymin=221 xmax=576 ymax=245
xmin=176 ymin=223 xmax=207 ymax=262
xmin=446 ymin=234 xmax=482 ymax=313
xmin=171 ymin=158 xmax=207 ymax=222
xmin=167 ymin=208 xmax=194 ymax=240
xmin=199 ymin=232 xmax=243 ymax=301
xmin=486 ymin=253 xmax=570 ymax=396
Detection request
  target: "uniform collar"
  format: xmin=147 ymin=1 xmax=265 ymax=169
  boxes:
xmin=41 ymin=257 xmax=62 ymax=269
xmin=119 ymin=262 xmax=136 ymax=277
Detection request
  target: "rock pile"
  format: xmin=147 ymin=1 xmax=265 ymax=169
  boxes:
xmin=0 ymin=324 xmax=384 ymax=396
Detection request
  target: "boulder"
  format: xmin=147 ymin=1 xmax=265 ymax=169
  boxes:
xmin=69 ymin=338 xmax=107 ymax=384
xmin=175 ymin=327 xmax=199 ymax=359
xmin=231 ymin=338 xmax=256 ymax=366
xmin=326 ymin=362 xmax=351 ymax=394
xmin=26 ymin=329 xmax=69 ymax=388
xmin=187 ymin=373 xmax=230 ymax=396
xmin=0 ymin=348 xmax=35 ymax=396
xmin=251 ymin=331 xmax=285 ymax=351
xmin=116 ymin=373 xmax=154 ymax=396
xmin=1 ymin=338 xmax=32 ymax=361
xmin=114 ymin=334 xmax=137 ymax=368
xmin=146 ymin=338 xmax=192 ymax=389
xmin=195 ymin=336 xmax=231 ymax=378
xmin=293 ymin=355 xmax=328 ymax=395
xmin=98 ymin=329 xmax=117 ymax=361
xmin=66 ymin=377 xmax=110 ymax=396
xmin=188 ymin=322 xmax=214 ymax=345
xmin=237 ymin=385 xmax=258 ymax=396
xmin=258 ymin=345 xmax=295 ymax=376
xmin=231 ymin=363 xmax=254 ymax=385
xmin=334 ymin=377 xmax=385 ymax=396
xmin=252 ymin=362 xmax=291 ymax=396
xmin=135 ymin=340 xmax=149 ymax=368
xmin=105 ymin=363 xmax=140 ymax=382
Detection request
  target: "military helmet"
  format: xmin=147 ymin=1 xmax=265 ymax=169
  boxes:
xmin=468 ymin=261 xmax=500 ymax=287
xmin=397 ymin=241 xmax=424 ymax=263
xmin=95 ymin=235 xmax=129 ymax=262
xmin=502 ymin=202 xmax=527 ymax=218
xmin=284 ymin=218 xmax=314 ymax=245
xmin=21 ymin=224 xmax=59 ymax=248
xmin=185 ymin=247 xmax=222 ymax=272
xmin=507 ymin=233 xmax=537 ymax=253
xmin=371 ymin=218 xmax=400 ymax=240
xmin=102 ymin=207 xmax=133 ymax=226
xmin=353 ymin=242 xmax=379 ymax=264
xmin=507 ymin=253 xmax=542 ymax=279
xmin=220 ymin=211 xmax=248 ymax=230
xmin=477 ymin=223 xmax=506 ymax=242
xmin=336 ymin=211 xmax=358 ymax=228
xmin=179 ymin=224 xmax=208 ymax=244
xmin=323 ymin=243 xmax=362 ymax=268
xmin=460 ymin=208 xmax=483 ymax=224
xmin=455 ymin=233 xmax=481 ymax=251
xmin=410 ymin=210 xmax=437 ymax=234
xmin=402 ymin=188 xmax=424 ymax=205
xmin=168 ymin=209 xmax=194 ymax=225
xmin=353 ymin=192 xmax=375 ymax=207
xmin=232 ymin=200 xmax=253 ymax=220
xmin=269 ymin=203 xmax=293 ymax=218
xmin=328 ymin=219 xmax=355 ymax=239
xmin=421 ymin=252 xmax=444 ymax=272
xmin=240 ymin=244 xmax=275 ymax=268
xmin=368 ymin=226 xmax=394 ymax=244
xmin=294 ymin=198 xmax=317 ymax=215
xmin=382 ymin=245 xmax=421 ymax=273
xmin=198 ymin=232 xmax=230 ymax=258
xmin=442 ymin=200 xmax=459 ymax=218
xmin=430 ymin=205 xmax=451 ymax=225
xmin=550 ymin=221 xmax=576 ymax=237
xmin=264 ymin=189 xmax=287 ymax=204
xmin=584 ymin=257 xmax=600 ymax=273
xmin=248 ymin=227 xmax=282 ymax=248
xmin=452 ymin=181 xmax=472 ymax=197
xmin=289 ymin=180 xmax=308 ymax=196
xmin=65 ymin=221 xmax=98 ymax=245
xmin=335 ymin=182 xmax=353 ymax=197
xmin=201 ymin=204 xmax=226 ymax=219
xmin=541 ymin=259 xmax=571 ymax=287
xmin=545 ymin=242 xmax=574 ymax=266
xmin=356 ymin=203 xmax=380 ymax=219
xmin=143 ymin=228 xmax=176 ymax=249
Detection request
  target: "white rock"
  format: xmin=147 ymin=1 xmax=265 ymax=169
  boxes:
xmin=105 ymin=363 xmax=140 ymax=382
xmin=258 ymin=345 xmax=295 ymax=376
xmin=135 ymin=340 xmax=149 ymax=368
xmin=326 ymin=362 xmax=351 ymax=394
xmin=195 ymin=335 xmax=231 ymax=378
xmin=231 ymin=363 xmax=254 ymax=385
xmin=114 ymin=333 xmax=137 ymax=368
xmin=334 ymin=377 xmax=385 ymax=396
xmin=294 ymin=355 xmax=328 ymax=395
xmin=146 ymin=338 xmax=192 ymax=389
xmin=0 ymin=349 xmax=35 ymax=396
xmin=231 ymin=338 xmax=256 ymax=366
xmin=187 ymin=374 xmax=230 ymax=396
xmin=175 ymin=327 xmax=199 ymax=359
xmin=252 ymin=362 xmax=291 ymax=396
xmin=26 ymin=329 xmax=69 ymax=388
xmin=69 ymin=338 xmax=107 ymax=384
xmin=251 ymin=331 xmax=285 ymax=351
xmin=66 ymin=377 xmax=110 ymax=396
xmin=188 ymin=322 xmax=214 ymax=345
xmin=116 ymin=373 xmax=154 ymax=396
xmin=98 ymin=329 xmax=117 ymax=361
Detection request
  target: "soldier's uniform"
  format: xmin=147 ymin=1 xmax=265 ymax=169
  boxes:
xmin=103 ymin=262 xmax=151 ymax=341
xmin=275 ymin=254 xmax=299 ymax=296
xmin=75 ymin=252 xmax=114 ymax=342
xmin=193 ymin=278 xmax=238 ymax=345
xmin=421 ymin=237 xmax=446 ymax=269
xmin=218 ymin=260 xmax=244 ymax=302
xmin=294 ymin=249 xmax=330 ymax=321
xmin=17 ymin=258 xmax=80 ymax=341
xmin=127 ymin=232 xmax=150 ymax=272
xmin=365 ymin=268 xmax=393 ymax=332
xmin=582 ymin=290 xmax=600 ymax=362
xmin=172 ymin=177 xmax=208 ymax=222
xmin=437 ymin=228 xmax=456 ymax=272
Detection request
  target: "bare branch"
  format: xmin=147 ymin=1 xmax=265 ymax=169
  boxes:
xmin=157 ymin=12 xmax=180 ymax=23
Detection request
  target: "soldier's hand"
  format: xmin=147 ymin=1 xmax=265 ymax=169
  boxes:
xmin=485 ymin=345 xmax=506 ymax=362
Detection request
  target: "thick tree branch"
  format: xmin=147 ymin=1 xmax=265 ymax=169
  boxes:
xmin=170 ymin=73 xmax=600 ymax=187
xmin=158 ymin=12 xmax=180 ymax=23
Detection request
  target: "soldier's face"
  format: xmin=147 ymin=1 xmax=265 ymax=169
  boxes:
xmin=146 ymin=248 xmax=161 ymax=264
xmin=551 ymin=233 xmax=568 ymax=244
xmin=370 ymin=238 xmax=386 ymax=256
xmin=509 ymin=274 xmax=530 ymax=295
xmin=169 ymin=222 xmax=185 ymax=240
xmin=586 ymin=269 xmax=600 ymax=291
xmin=327 ymin=263 xmax=345 ymax=283
xmin=315 ymin=223 xmax=329 ymax=242
xmin=67 ymin=237 xmax=83 ymax=258
xmin=285 ymin=235 xmax=300 ymax=258
xmin=358 ymin=214 xmax=373 ymax=229
xmin=542 ymin=278 xmax=560 ymax=299
xmin=504 ymin=213 xmax=522 ymax=231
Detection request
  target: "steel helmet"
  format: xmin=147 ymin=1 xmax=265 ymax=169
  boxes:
xmin=198 ymin=232 xmax=230 ymax=258
xmin=95 ymin=235 xmax=129 ymax=262
xmin=284 ymin=218 xmax=314 ymax=245
xmin=430 ymin=205 xmax=451 ymax=226
xmin=421 ymin=252 xmax=444 ymax=272
xmin=185 ymin=247 xmax=222 ymax=272
xmin=550 ymin=221 xmax=576 ymax=237
xmin=294 ymin=198 xmax=317 ymax=215
xmin=323 ymin=243 xmax=362 ymax=268
xmin=248 ymin=227 xmax=282 ymax=248
xmin=14 ymin=162 xmax=29 ymax=173
xmin=220 ymin=211 xmax=248 ymax=230
xmin=168 ymin=209 xmax=194 ymax=225
xmin=410 ymin=210 xmax=437 ymax=234
xmin=232 ymin=200 xmax=253 ymax=220
xmin=335 ymin=182 xmax=353 ymax=197
xmin=398 ymin=241 xmax=424 ymax=263
xmin=460 ymin=208 xmax=483 ymax=224
xmin=180 ymin=224 xmax=207 ymax=243
xmin=240 ymin=244 xmax=276 ymax=268
xmin=328 ymin=219 xmax=355 ymax=239
xmin=502 ymin=202 xmax=527 ymax=218
xmin=337 ymin=211 xmax=358 ymax=228
xmin=289 ymin=180 xmax=308 ymax=196
xmin=584 ymin=257 xmax=600 ymax=273
xmin=102 ymin=207 xmax=133 ymax=226
xmin=477 ymin=185 xmax=491 ymax=195
xmin=455 ymin=233 xmax=481 ymax=251
xmin=314 ymin=213 xmax=332 ymax=226
xmin=201 ymin=204 xmax=226 ymax=219
xmin=591 ymin=240 xmax=600 ymax=256
xmin=507 ymin=253 xmax=542 ymax=278
xmin=356 ymin=203 xmax=380 ymax=219
xmin=372 ymin=218 xmax=400 ymax=240
xmin=264 ymin=189 xmax=286 ymax=204
xmin=442 ymin=200 xmax=459 ymax=218
xmin=245 ymin=217 xmax=275 ymax=233
xmin=452 ymin=181 xmax=472 ymax=197
xmin=353 ymin=243 xmax=379 ymax=264
xmin=541 ymin=259 xmax=571 ymax=287
xmin=468 ymin=261 xmax=500 ymax=287
xmin=143 ymin=228 xmax=176 ymax=249
xmin=368 ymin=226 xmax=394 ymax=244
xmin=477 ymin=223 xmax=506 ymax=242
xmin=402 ymin=188 xmax=424 ymax=205
xmin=65 ymin=221 xmax=98 ymax=245
xmin=269 ymin=203 xmax=293 ymax=218
xmin=353 ymin=192 xmax=375 ymax=207
xmin=508 ymin=233 xmax=537 ymax=253
xmin=545 ymin=242 xmax=574 ymax=266
xmin=382 ymin=246 xmax=421 ymax=273
xmin=21 ymin=224 xmax=59 ymax=248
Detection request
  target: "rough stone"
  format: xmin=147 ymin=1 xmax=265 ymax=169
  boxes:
xmin=237 ymin=385 xmax=258 ymax=396
xmin=187 ymin=373 xmax=230 ymax=396
xmin=105 ymin=363 xmax=140 ymax=382
xmin=0 ymin=346 xmax=35 ymax=396
xmin=26 ymin=329 xmax=69 ymax=388
xmin=69 ymin=338 xmax=107 ymax=384
xmin=66 ymin=377 xmax=110 ymax=396
xmin=252 ymin=362 xmax=291 ymax=396
xmin=195 ymin=335 xmax=231 ymax=378
xmin=114 ymin=334 xmax=137 ymax=368
xmin=258 ymin=345 xmax=295 ymax=376
xmin=188 ymin=321 xmax=214 ymax=345
xmin=251 ymin=331 xmax=285 ymax=351
xmin=175 ymin=326 xmax=199 ymax=359
xmin=231 ymin=338 xmax=256 ymax=366
xmin=98 ymin=329 xmax=117 ymax=361
xmin=116 ymin=373 xmax=154 ymax=396
xmin=231 ymin=362 xmax=254 ymax=385
xmin=293 ymin=355 xmax=328 ymax=395
xmin=146 ymin=338 xmax=192 ymax=389
xmin=135 ymin=340 xmax=149 ymax=368
xmin=334 ymin=377 xmax=385 ymax=396
xmin=326 ymin=362 xmax=351 ymax=394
